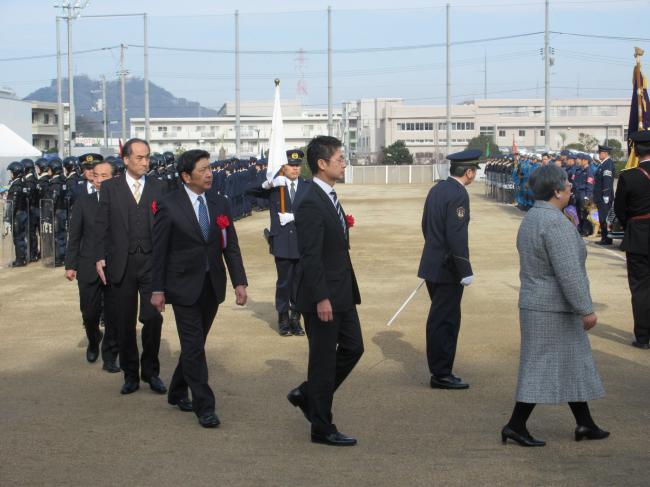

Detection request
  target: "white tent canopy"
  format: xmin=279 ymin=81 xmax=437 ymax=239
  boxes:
xmin=0 ymin=123 xmax=41 ymax=185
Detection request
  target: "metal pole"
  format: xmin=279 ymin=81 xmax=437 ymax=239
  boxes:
xmin=235 ymin=10 xmax=241 ymax=155
xmin=446 ymin=3 xmax=451 ymax=160
xmin=56 ymin=17 xmax=65 ymax=156
xmin=544 ymin=0 xmax=550 ymax=150
xmin=328 ymin=6 xmax=333 ymax=136
xmin=120 ymin=44 xmax=127 ymax=142
xmin=144 ymin=13 xmax=150 ymax=141
xmin=67 ymin=13 xmax=76 ymax=154
xmin=101 ymin=75 xmax=108 ymax=148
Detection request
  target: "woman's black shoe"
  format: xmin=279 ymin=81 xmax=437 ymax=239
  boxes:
xmin=575 ymin=425 xmax=610 ymax=441
xmin=501 ymin=425 xmax=546 ymax=447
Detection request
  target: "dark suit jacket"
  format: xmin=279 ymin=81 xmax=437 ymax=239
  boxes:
xmin=151 ymin=188 xmax=248 ymax=306
xmin=94 ymin=174 xmax=167 ymax=284
xmin=417 ymin=177 xmax=472 ymax=283
xmin=70 ymin=179 xmax=93 ymax=206
xmin=614 ymin=159 xmax=650 ymax=255
xmin=294 ymin=182 xmax=360 ymax=313
xmin=65 ymin=192 xmax=101 ymax=284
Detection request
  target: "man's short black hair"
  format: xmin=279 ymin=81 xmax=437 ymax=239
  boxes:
xmin=121 ymin=138 xmax=150 ymax=158
xmin=306 ymin=135 xmax=342 ymax=175
xmin=635 ymin=143 xmax=650 ymax=158
xmin=177 ymin=149 xmax=211 ymax=178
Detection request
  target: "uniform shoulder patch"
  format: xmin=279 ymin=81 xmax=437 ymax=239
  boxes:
xmin=456 ymin=207 xmax=466 ymax=219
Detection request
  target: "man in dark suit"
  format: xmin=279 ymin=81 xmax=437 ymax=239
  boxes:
xmin=94 ymin=138 xmax=168 ymax=395
xmin=252 ymin=149 xmax=310 ymax=336
xmin=418 ymin=150 xmax=482 ymax=390
xmin=287 ymin=135 xmax=363 ymax=447
xmin=65 ymin=160 xmax=119 ymax=371
xmin=150 ymin=149 xmax=248 ymax=428
xmin=614 ymin=131 xmax=650 ymax=350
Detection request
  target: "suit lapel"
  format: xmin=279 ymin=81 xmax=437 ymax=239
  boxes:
xmin=116 ymin=175 xmax=132 ymax=231
xmin=178 ymin=189 xmax=205 ymax=242
xmin=206 ymin=195 xmax=221 ymax=243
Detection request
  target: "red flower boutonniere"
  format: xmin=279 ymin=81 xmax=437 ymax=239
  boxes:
xmin=151 ymin=200 xmax=158 ymax=215
xmin=216 ymin=214 xmax=230 ymax=249
xmin=346 ymin=214 xmax=355 ymax=228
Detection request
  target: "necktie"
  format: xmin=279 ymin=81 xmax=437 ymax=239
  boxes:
xmin=290 ymin=181 xmax=296 ymax=203
xmin=133 ymin=181 xmax=141 ymax=203
xmin=91 ymin=187 xmax=96 ymax=194
xmin=198 ymin=195 xmax=209 ymax=241
xmin=329 ymin=190 xmax=347 ymax=236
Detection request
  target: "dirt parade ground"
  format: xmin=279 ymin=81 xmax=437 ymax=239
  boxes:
xmin=0 ymin=182 xmax=648 ymax=486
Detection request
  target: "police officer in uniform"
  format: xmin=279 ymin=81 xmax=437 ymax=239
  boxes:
xmin=4 ymin=162 xmax=29 ymax=267
xmin=47 ymin=159 xmax=69 ymax=266
xmin=614 ymin=131 xmax=650 ymax=350
xmin=70 ymin=153 xmax=101 ymax=205
xmin=256 ymin=149 xmax=310 ymax=336
xmin=418 ymin=149 xmax=481 ymax=390
xmin=22 ymin=159 xmax=40 ymax=262
xmin=594 ymin=145 xmax=616 ymax=245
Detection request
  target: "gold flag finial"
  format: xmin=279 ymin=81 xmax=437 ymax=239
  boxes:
xmin=635 ymin=47 xmax=644 ymax=62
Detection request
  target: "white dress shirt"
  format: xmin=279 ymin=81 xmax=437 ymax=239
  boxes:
xmin=125 ymin=172 xmax=146 ymax=200
xmin=183 ymin=184 xmax=210 ymax=224
xmin=86 ymin=181 xmax=95 ymax=194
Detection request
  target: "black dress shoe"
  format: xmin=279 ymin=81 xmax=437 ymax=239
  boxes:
xmin=198 ymin=412 xmax=220 ymax=428
xmin=501 ymin=426 xmax=546 ymax=447
xmin=11 ymin=260 xmax=27 ymax=267
xmin=289 ymin=312 xmax=305 ymax=336
xmin=120 ymin=380 xmax=140 ymax=395
xmin=168 ymin=397 xmax=193 ymax=412
xmin=430 ymin=374 xmax=469 ymax=390
xmin=143 ymin=376 xmax=167 ymax=394
xmin=287 ymin=388 xmax=310 ymax=421
xmin=631 ymin=341 xmax=650 ymax=350
xmin=575 ymin=425 xmax=610 ymax=441
xmin=311 ymin=431 xmax=357 ymax=446
xmin=102 ymin=361 xmax=120 ymax=373
xmin=278 ymin=312 xmax=292 ymax=336
xmin=595 ymin=239 xmax=612 ymax=246
xmin=86 ymin=330 xmax=103 ymax=363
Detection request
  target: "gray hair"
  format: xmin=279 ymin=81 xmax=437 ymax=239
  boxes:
xmin=529 ymin=164 xmax=568 ymax=201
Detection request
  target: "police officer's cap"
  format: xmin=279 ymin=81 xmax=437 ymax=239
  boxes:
xmin=631 ymin=130 xmax=650 ymax=144
xmin=286 ymin=149 xmax=305 ymax=166
xmin=597 ymin=144 xmax=611 ymax=153
xmin=447 ymin=149 xmax=482 ymax=168
xmin=79 ymin=153 xmax=103 ymax=168
xmin=583 ymin=154 xmax=593 ymax=163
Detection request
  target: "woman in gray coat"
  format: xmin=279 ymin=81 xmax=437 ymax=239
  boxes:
xmin=502 ymin=164 xmax=609 ymax=447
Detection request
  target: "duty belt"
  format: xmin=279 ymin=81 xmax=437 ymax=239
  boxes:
xmin=630 ymin=213 xmax=650 ymax=221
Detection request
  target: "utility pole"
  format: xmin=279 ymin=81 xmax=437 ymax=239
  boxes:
xmin=446 ymin=3 xmax=451 ymax=163
xmin=55 ymin=16 xmax=65 ymax=156
xmin=67 ymin=13 xmax=75 ymax=154
xmin=120 ymin=43 xmax=127 ymax=142
xmin=544 ymin=0 xmax=550 ymax=150
xmin=101 ymin=75 xmax=108 ymax=148
xmin=235 ymin=10 xmax=241 ymax=155
xmin=327 ymin=6 xmax=333 ymax=136
xmin=144 ymin=13 xmax=150 ymax=141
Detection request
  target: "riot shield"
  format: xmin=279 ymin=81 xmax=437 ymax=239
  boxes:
xmin=1 ymin=199 xmax=15 ymax=268
xmin=40 ymin=199 xmax=56 ymax=268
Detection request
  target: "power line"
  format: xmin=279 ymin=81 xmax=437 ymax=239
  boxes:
xmin=0 ymin=46 xmax=120 ymax=62
xmin=551 ymin=31 xmax=650 ymax=42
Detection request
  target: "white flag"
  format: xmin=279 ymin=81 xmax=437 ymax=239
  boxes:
xmin=266 ymin=81 xmax=288 ymax=182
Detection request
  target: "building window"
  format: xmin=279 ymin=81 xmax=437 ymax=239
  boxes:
xmin=32 ymin=113 xmax=37 ymax=123
xmin=157 ymin=126 xmax=167 ymax=132
xmin=44 ymin=114 xmax=50 ymax=124
xmin=518 ymin=130 xmax=526 ymax=137
xmin=480 ymin=126 xmax=495 ymax=136
xmin=174 ymin=126 xmax=182 ymax=132
xmin=540 ymin=129 xmax=545 ymax=136
xmin=196 ymin=125 xmax=205 ymax=131
xmin=498 ymin=129 xmax=506 ymax=137
xmin=54 ymin=115 xmax=58 ymax=124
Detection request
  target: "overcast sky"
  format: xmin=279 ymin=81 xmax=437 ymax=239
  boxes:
xmin=1 ymin=0 xmax=648 ymax=110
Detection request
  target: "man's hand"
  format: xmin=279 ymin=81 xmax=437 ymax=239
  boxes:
xmin=603 ymin=196 xmax=610 ymax=204
xmin=278 ymin=212 xmax=295 ymax=226
xmin=65 ymin=269 xmax=77 ymax=281
xmin=317 ymin=298 xmax=334 ymax=322
xmin=235 ymin=285 xmax=247 ymax=306
xmin=582 ymin=312 xmax=598 ymax=331
xmin=96 ymin=260 xmax=107 ymax=285
xmin=460 ymin=275 xmax=474 ymax=286
xmin=150 ymin=292 xmax=166 ymax=313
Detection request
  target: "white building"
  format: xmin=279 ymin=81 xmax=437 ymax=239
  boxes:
xmin=131 ymin=100 xmax=343 ymax=157
xmin=30 ymin=100 xmax=70 ymax=153
xmin=349 ymin=98 xmax=630 ymax=164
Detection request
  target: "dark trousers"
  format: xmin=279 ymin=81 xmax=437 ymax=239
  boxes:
xmin=169 ymin=274 xmax=219 ymax=416
xmin=425 ymin=281 xmax=464 ymax=376
xmin=12 ymin=210 xmax=28 ymax=262
xmin=54 ymin=209 xmax=67 ymax=262
xmin=101 ymin=285 xmax=119 ymax=362
xmin=274 ymin=257 xmax=299 ymax=314
xmin=111 ymin=252 xmax=162 ymax=381
xmin=297 ymin=308 xmax=364 ymax=435
xmin=626 ymin=252 xmax=650 ymax=344
xmin=78 ymin=277 xmax=118 ymax=362
xmin=29 ymin=207 xmax=39 ymax=259
xmin=597 ymin=202 xmax=612 ymax=241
